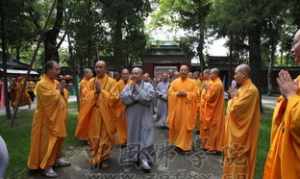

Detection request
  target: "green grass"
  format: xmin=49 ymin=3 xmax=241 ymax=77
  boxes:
xmin=255 ymin=108 xmax=273 ymax=179
xmin=0 ymin=102 xmax=80 ymax=179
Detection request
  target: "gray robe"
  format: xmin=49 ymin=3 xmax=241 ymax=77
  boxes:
xmin=155 ymin=81 xmax=169 ymax=127
xmin=120 ymin=81 xmax=155 ymax=164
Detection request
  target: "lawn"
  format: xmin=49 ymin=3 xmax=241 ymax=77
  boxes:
xmin=0 ymin=102 xmax=80 ymax=179
xmin=0 ymin=103 xmax=273 ymax=179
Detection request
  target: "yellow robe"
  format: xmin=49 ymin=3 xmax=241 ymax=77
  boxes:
xmin=11 ymin=78 xmax=32 ymax=108
xmin=263 ymin=75 xmax=300 ymax=179
xmin=75 ymin=74 xmax=116 ymax=165
xmin=168 ymin=78 xmax=198 ymax=151
xmin=204 ymin=78 xmax=225 ymax=152
xmin=74 ymin=78 xmax=92 ymax=140
xmin=111 ymin=79 xmax=130 ymax=145
xmin=222 ymin=79 xmax=261 ymax=179
xmin=27 ymin=75 xmax=68 ymax=170
xmin=199 ymin=80 xmax=211 ymax=147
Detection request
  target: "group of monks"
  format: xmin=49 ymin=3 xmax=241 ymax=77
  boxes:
xmin=26 ymin=29 xmax=300 ymax=179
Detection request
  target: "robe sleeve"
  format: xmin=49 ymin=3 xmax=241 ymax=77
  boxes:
xmin=120 ymin=85 xmax=135 ymax=106
xmin=286 ymin=95 xmax=300 ymax=143
xmin=36 ymin=81 xmax=67 ymax=137
xmin=134 ymin=83 xmax=155 ymax=105
xmin=229 ymin=88 xmax=259 ymax=126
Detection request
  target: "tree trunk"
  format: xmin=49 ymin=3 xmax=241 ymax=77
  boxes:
xmin=1 ymin=0 xmax=12 ymax=119
xmin=112 ymin=15 xmax=124 ymax=68
xmin=248 ymin=29 xmax=262 ymax=86
xmin=197 ymin=27 xmax=205 ymax=72
xmin=267 ymin=35 xmax=277 ymax=95
xmin=248 ymin=28 xmax=263 ymax=113
xmin=44 ymin=0 xmax=63 ymax=64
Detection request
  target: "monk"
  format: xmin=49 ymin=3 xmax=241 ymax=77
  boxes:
xmin=121 ymin=67 xmax=155 ymax=172
xmin=111 ymin=68 xmax=130 ymax=145
xmin=222 ymin=64 xmax=261 ymax=179
xmin=155 ymin=72 xmax=169 ymax=128
xmin=168 ymin=65 xmax=198 ymax=152
xmin=75 ymin=60 xmax=116 ymax=168
xmin=11 ymin=76 xmax=32 ymax=109
xmin=199 ymin=69 xmax=211 ymax=148
xmin=79 ymin=68 xmax=93 ymax=98
xmin=75 ymin=68 xmax=93 ymax=140
xmin=203 ymin=68 xmax=225 ymax=153
xmin=27 ymin=61 xmax=70 ymax=178
xmin=263 ymin=29 xmax=300 ymax=179
xmin=143 ymin=73 xmax=151 ymax=83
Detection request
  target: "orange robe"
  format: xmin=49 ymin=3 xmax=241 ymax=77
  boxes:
xmin=263 ymin=75 xmax=300 ymax=179
xmin=222 ymin=79 xmax=261 ymax=179
xmin=75 ymin=74 xmax=116 ymax=165
xmin=168 ymin=78 xmax=198 ymax=151
xmin=203 ymin=77 xmax=225 ymax=152
xmin=27 ymin=75 xmax=68 ymax=170
xmin=199 ymin=80 xmax=211 ymax=147
xmin=11 ymin=78 xmax=32 ymax=108
xmin=74 ymin=78 xmax=91 ymax=140
xmin=111 ymin=79 xmax=130 ymax=145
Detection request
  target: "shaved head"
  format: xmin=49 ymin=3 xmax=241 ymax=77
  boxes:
xmin=203 ymin=69 xmax=210 ymax=80
xmin=235 ymin=64 xmax=251 ymax=77
xmin=210 ymin=68 xmax=220 ymax=76
xmin=179 ymin=65 xmax=189 ymax=79
xmin=121 ymin=68 xmax=130 ymax=81
xmin=234 ymin=64 xmax=251 ymax=85
xmin=132 ymin=67 xmax=143 ymax=74
xmin=210 ymin=68 xmax=220 ymax=80
xmin=95 ymin=60 xmax=107 ymax=77
xmin=83 ymin=68 xmax=93 ymax=80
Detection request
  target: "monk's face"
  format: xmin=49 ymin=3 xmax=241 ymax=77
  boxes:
xmin=292 ymin=30 xmax=300 ymax=64
xmin=203 ymin=72 xmax=210 ymax=80
xmin=48 ymin=63 xmax=61 ymax=80
xmin=193 ymin=72 xmax=199 ymax=79
xmin=188 ymin=72 xmax=193 ymax=78
xmin=180 ymin=66 xmax=189 ymax=79
xmin=143 ymin=73 xmax=150 ymax=82
xmin=95 ymin=62 xmax=106 ymax=77
xmin=121 ymin=69 xmax=130 ymax=81
xmin=210 ymin=73 xmax=218 ymax=80
xmin=84 ymin=71 xmax=93 ymax=80
xmin=131 ymin=68 xmax=143 ymax=82
xmin=234 ymin=69 xmax=246 ymax=86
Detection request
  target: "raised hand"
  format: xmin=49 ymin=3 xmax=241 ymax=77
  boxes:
xmin=95 ymin=80 xmax=101 ymax=94
xmin=277 ymin=70 xmax=299 ymax=98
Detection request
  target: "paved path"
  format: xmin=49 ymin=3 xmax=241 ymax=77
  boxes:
xmin=27 ymin=128 xmax=223 ymax=179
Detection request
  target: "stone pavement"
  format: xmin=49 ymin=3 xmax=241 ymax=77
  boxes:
xmin=27 ymin=128 xmax=223 ymax=179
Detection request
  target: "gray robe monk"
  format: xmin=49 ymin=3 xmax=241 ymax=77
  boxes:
xmin=155 ymin=81 xmax=169 ymax=127
xmin=120 ymin=81 xmax=155 ymax=165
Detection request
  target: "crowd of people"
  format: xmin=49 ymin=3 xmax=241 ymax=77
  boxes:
xmin=0 ymin=29 xmax=299 ymax=179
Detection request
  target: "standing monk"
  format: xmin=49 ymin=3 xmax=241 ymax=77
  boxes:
xmin=111 ymin=68 xmax=130 ymax=145
xmin=199 ymin=69 xmax=211 ymax=148
xmin=263 ymin=29 xmax=300 ymax=179
xmin=28 ymin=61 xmax=70 ymax=178
xmin=75 ymin=68 xmax=93 ymax=140
xmin=11 ymin=76 xmax=32 ymax=108
xmin=121 ymin=67 xmax=155 ymax=172
xmin=204 ymin=68 xmax=225 ymax=153
xmin=222 ymin=64 xmax=261 ymax=179
xmin=75 ymin=61 xmax=116 ymax=168
xmin=168 ymin=65 xmax=198 ymax=152
xmin=155 ymin=72 xmax=169 ymax=128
